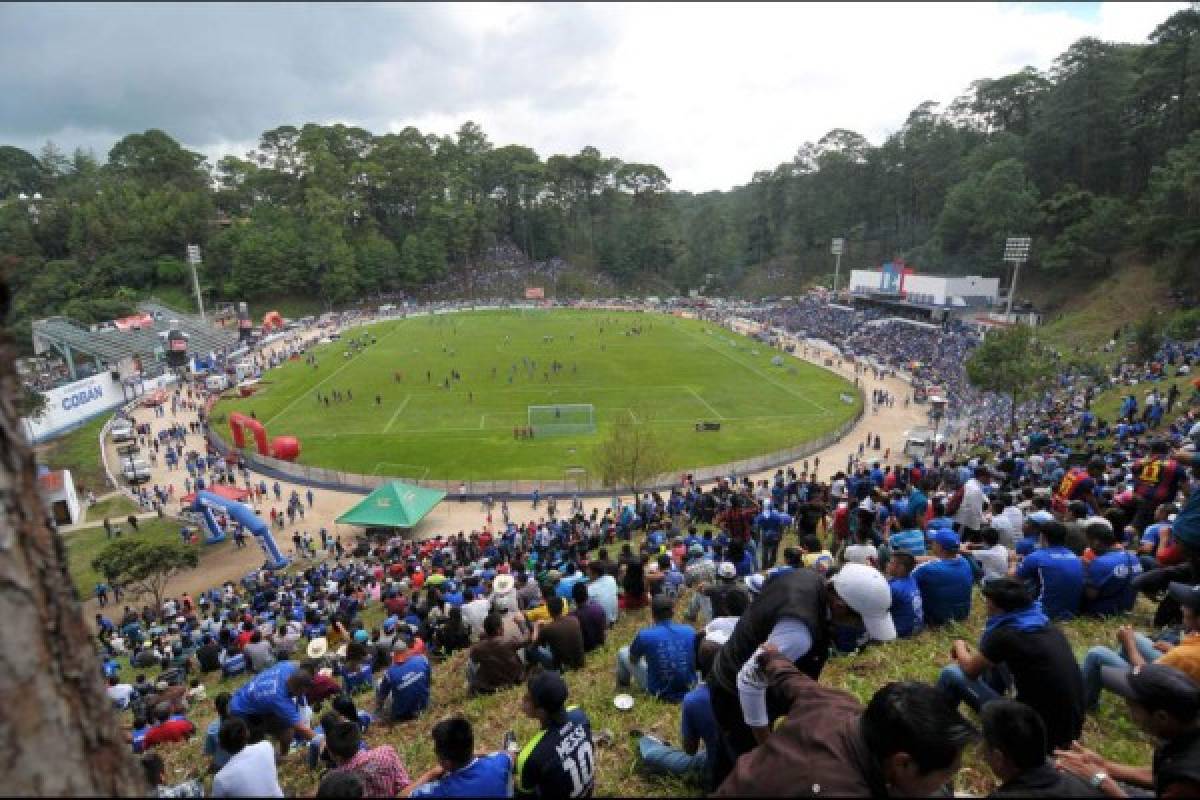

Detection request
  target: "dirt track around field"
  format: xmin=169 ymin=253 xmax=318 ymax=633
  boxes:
xmin=80 ymin=318 xmax=929 ymax=620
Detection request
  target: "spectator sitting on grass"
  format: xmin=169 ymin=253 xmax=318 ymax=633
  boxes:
xmin=616 ymin=594 xmax=697 ymax=702
xmin=403 ymin=715 xmax=513 ymax=797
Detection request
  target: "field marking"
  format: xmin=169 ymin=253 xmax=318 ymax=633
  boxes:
xmin=383 ymin=394 xmax=412 ymax=433
xmin=302 ymin=411 xmax=825 ymax=437
xmin=263 ymin=323 xmax=405 ymax=428
xmin=685 ymin=386 xmax=725 ymax=419
xmin=681 ymin=327 xmax=832 ymax=414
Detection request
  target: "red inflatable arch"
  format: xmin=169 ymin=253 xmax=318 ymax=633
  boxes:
xmin=229 ymin=412 xmax=269 ymax=456
xmin=228 ymin=412 xmax=302 ymax=462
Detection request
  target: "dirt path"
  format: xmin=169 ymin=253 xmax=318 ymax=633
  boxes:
xmin=83 ymin=315 xmax=928 ymax=621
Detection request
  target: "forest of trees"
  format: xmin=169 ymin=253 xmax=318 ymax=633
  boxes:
xmin=1 ymin=8 xmax=1199 ymax=348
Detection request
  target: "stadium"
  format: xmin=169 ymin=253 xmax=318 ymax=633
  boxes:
xmin=7 ymin=3 xmax=1200 ymax=798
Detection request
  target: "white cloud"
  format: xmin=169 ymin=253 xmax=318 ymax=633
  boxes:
xmin=1 ymin=1 xmax=1188 ymax=192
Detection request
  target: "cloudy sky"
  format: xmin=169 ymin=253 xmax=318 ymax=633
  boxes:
xmin=0 ymin=2 xmax=1186 ymax=192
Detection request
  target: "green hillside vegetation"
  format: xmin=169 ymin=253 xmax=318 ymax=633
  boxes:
xmin=63 ymin=516 xmax=203 ymax=597
xmin=212 ymin=310 xmax=861 ymax=480
xmin=5 ymin=8 xmax=1200 ymax=349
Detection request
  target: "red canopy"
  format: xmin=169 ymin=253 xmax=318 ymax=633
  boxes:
xmin=180 ymin=484 xmax=251 ymax=504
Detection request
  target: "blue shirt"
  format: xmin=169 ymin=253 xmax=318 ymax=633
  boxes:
xmin=680 ymin=684 xmax=719 ymax=758
xmin=888 ymin=529 xmax=927 ymax=557
xmin=228 ymin=661 xmax=301 ymax=724
xmin=410 ymin=752 xmax=512 ymax=798
xmin=629 ymin=621 xmax=697 ymax=702
xmin=1017 ymin=546 xmax=1084 ymax=620
xmin=888 ymin=575 xmax=924 ymax=637
xmin=1084 ymin=549 xmax=1143 ymax=616
xmin=378 ymin=655 xmax=431 ymax=721
xmin=913 ymin=557 xmax=974 ymax=625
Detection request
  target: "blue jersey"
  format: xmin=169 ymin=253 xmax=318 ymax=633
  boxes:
xmin=629 ymin=621 xmax=697 ymax=702
xmin=913 ymin=557 xmax=974 ymax=625
xmin=1017 ymin=546 xmax=1084 ymax=620
xmin=410 ymin=752 xmax=512 ymax=798
xmin=888 ymin=575 xmax=924 ymax=637
xmin=378 ymin=656 xmax=431 ymax=721
xmin=229 ymin=661 xmax=301 ymax=725
xmin=1084 ymin=549 xmax=1142 ymax=616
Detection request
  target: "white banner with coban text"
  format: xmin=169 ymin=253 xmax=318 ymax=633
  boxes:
xmin=21 ymin=372 xmax=126 ymax=444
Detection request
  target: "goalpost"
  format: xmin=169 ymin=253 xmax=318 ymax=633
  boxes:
xmin=528 ymin=404 xmax=596 ymax=436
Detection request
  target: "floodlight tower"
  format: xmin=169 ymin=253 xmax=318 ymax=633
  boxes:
xmin=1003 ymin=236 xmax=1032 ymax=317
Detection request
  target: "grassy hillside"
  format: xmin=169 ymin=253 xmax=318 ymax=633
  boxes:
xmin=1035 ymin=262 xmax=1173 ymax=363
xmin=137 ymin=567 xmax=1156 ymax=798
xmin=35 ymin=415 xmax=110 ymax=494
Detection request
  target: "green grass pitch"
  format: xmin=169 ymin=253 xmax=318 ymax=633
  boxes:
xmin=211 ymin=309 xmax=862 ymax=480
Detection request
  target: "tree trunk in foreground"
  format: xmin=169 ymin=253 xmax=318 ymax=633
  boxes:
xmin=0 ymin=281 xmax=145 ymax=794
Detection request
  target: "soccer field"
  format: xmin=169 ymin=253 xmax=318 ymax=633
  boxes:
xmin=211 ymin=310 xmax=861 ymax=480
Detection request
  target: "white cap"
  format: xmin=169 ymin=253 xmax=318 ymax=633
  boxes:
xmin=717 ymin=562 xmax=737 ymax=580
xmin=745 ymin=574 xmax=765 ymax=595
xmin=831 ymin=564 xmax=896 ymax=642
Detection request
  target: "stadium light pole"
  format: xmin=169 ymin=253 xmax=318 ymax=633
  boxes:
xmin=831 ymin=237 xmax=845 ymax=294
xmin=1003 ymin=236 xmax=1031 ymax=318
xmin=186 ymin=244 xmax=206 ymax=322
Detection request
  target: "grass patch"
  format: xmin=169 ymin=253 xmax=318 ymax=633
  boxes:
xmin=35 ymin=415 xmax=111 ymax=494
xmin=1036 ymin=263 xmax=1170 ymax=368
xmin=86 ymin=493 xmax=140 ymax=522
xmin=64 ymin=516 xmax=204 ymax=598
xmin=212 ymin=309 xmax=861 ymax=480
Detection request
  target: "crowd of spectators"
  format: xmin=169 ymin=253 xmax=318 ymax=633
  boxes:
xmin=86 ymin=290 xmax=1200 ymax=797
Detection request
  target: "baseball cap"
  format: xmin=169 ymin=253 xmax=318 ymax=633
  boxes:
xmin=493 ymin=574 xmax=515 ymax=594
xmin=831 ymin=563 xmax=896 ymax=642
xmin=382 ymin=616 xmax=397 ymax=633
xmin=527 ymin=670 xmax=569 ymax=714
xmin=745 ymin=574 xmax=765 ymax=595
xmin=931 ymin=530 xmax=960 ymax=552
xmin=688 ymin=543 xmax=705 ymax=558
xmin=1028 ymin=510 xmax=1055 ymax=527
xmin=1101 ymin=663 xmax=1200 ymax=717
xmin=353 ymin=629 xmax=369 ymax=644
xmin=1168 ymin=582 xmax=1200 ymax=612
xmin=717 ymin=562 xmax=737 ymax=580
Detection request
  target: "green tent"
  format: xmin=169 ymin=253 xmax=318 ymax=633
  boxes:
xmin=335 ymin=481 xmax=446 ymax=529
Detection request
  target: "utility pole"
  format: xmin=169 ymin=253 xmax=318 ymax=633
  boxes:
xmin=831 ymin=237 xmax=845 ymax=294
xmin=186 ymin=244 xmax=205 ymax=322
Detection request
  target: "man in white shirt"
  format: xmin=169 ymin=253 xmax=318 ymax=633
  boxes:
xmin=461 ymin=588 xmax=492 ymax=640
xmin=106 ymin=675 xmax=135 ymax=710
xmin=211 ymin=717 xmax=284 ymax=797
xmin=953 ymin=466 xmax=988 ymax=540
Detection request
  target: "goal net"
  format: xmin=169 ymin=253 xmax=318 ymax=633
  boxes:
xmin=528 ymin=404 xmax=596 ymax=436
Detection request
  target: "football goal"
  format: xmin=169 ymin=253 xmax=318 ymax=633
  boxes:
xmin=528 ymin=404 xmax=596 ymax=436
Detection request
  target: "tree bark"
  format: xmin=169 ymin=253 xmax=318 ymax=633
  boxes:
xmin=0 ymin=283 xmax=146 ymax=794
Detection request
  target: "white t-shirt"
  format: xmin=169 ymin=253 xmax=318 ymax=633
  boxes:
xmin=107 ymin=683 xmax=134 ymax=709
xmin=212 ymin=741 xmax=283 ymax=798
xmin=975 ymin=545 xmax=1009 ymax=580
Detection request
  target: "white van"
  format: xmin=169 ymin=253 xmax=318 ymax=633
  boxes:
xmin=122 ymin=458 xmax=151 ymax=484
xmin=205 ymin=374 xmax=229 ymax=392
xmin=109 ymin=422 xmax=135 ymax=443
